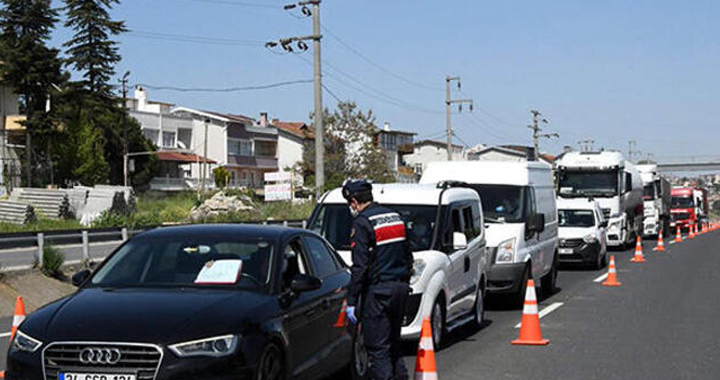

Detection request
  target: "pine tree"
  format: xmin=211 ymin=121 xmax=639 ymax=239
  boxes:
xmin=0 ymin=0 xmax=64 ymax=186
xmin=72 ymin=109 xmax=109 ymax=185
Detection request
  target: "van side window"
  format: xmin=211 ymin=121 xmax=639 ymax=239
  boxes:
xmin=471 ymin=202 xmax=483 ymax=236
xmin=462 ymin=206 xmax=478 ymax=241
xmin=624 ymin=172 xmax=632 ymax=194
xmin=524 ymin=187 xmax=537 ymax=220
xmin=445 ymin=207 xmax=464 ymax=249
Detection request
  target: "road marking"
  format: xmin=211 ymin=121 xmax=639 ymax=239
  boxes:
xmin=515 ymin=302 xmax=564 ymax=328
xmin=0 ymin=332 xmax=10 ymax=338
xmin=669 ymin=241 xmax=676 ymax=245
xmin=593 ymin=273 xmax=608 ymax=283
xmin=0 ymin=241 xmax=120 ymax=254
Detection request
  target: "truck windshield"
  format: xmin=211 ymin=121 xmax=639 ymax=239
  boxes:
xmin=469 ymin=185 xmax=524 ymax=223
xmin=308 ymin=204 xmax=439 ymax=252
xmin=671 ymin=196 xmax=694 ymax=208
xmin=559 ymin=209 xmax=596 ymax=228
xmin=558 ymin=170 xmax=618 ymax=197
xmin=643 ymin=184 xmax=655 ymax=200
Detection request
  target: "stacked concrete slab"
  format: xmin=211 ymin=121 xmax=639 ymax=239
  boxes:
xmin=9 ymin=188 xmax=73 ymax=220
xmin=0 ymin=200 xmax=37 ymax=224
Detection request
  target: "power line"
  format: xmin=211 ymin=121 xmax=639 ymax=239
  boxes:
xmin=127 ymin=30 xmax=265 ymax=46
xmin=321 ymin=25 xmax=443 ymax=92
xmin=321 ymin=83 xmax=342 ymax=103
xmin=134 ymin=79 xmax=313 ymax=92
xmin=179 ymin=0 xmax=281 ymax=8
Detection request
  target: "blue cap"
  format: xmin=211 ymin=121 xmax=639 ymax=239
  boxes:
xmin=342 ymin=180 xmax=372 ymax=201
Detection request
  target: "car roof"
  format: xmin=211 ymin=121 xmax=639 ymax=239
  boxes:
xmin=138 ymin=224 xmax=307 ymax=241
xmin=556 ymin=198 xmax=600 ymax=210
xmin=419 ymin=160 xmax=553 ymax=187
xmin=320 ymin=183 xmax=479 ymax=206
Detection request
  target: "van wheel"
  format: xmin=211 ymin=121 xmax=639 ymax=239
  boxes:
xmin=430 ymin=297 xmax=446 ymax=351
xmin=470 ymin=281 xmax=485 ymax=329
xmin=541 ymin=253 xmax=558 ymax=296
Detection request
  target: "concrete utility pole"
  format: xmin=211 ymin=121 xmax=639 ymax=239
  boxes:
xmin=121 ymin=71 xmax=130 ymax=188
xmin=528 ymin=109 xmax=559 ymax=160
xmin=201 ymin=118 xmax=210 ymax=194
xmin=445 ymin=76 xmax=473 ymax=161
xmin=268 ymin=0 xmax=323 ymax=196
xmin=627 ymin=140 xmax=638 ymax=162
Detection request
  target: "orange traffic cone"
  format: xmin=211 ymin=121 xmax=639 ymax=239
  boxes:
xmin=653 ymin=229 xmax=666 ymax=252
xmin=414 ymin=317 xmax=438 ymax=380
xmin=674 ymin=225 xmax=683 ymax=243
xmin=10 ymin=296 xmax=25 ymax=341
xmin=630 ymin=236 xmax=646 ymax=263
xmin=602 ymin=255 xmax=622 ymax=287
xmin=334 ymin=299 xmax=348 ymax=328
xmin=688 ymin=223 xmax=696 ymax=239
xmin=511 ymin=279 xmax=549 ymax=345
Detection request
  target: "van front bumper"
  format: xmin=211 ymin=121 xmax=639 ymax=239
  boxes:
xmin=486 ymin=262 xmax=526 ymax=295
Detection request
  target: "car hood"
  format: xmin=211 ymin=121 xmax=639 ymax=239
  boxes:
xmin=559 ymin=227 xmax=595 ymax=239
xmin=23 ymin=287 xmax=274 ymax=345
xmin=484 ymin=223 xmax=524 ymax=247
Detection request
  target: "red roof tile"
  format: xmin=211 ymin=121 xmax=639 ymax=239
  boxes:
xmin=156 ymin=151 xmax=216 ymax=164
xmin=274 ymin=121 xmax=314 ymax=139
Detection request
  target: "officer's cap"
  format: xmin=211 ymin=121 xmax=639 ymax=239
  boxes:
xmin=342 ymin=180 xmax=372 ymax=201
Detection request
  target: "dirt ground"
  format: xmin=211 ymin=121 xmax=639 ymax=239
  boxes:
xmin=0 ymin=270 xmax=76 ymax=317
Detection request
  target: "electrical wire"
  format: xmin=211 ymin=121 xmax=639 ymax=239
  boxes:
xmin=321 ymin=83 xmax=342 ymax=103
xmin=134 ymin=79 xmax=313 ymax=92
xmin=127 ymin=30 xmax=265 ymax=46
xmin=178 ymin=0 xmax=281 ymax=8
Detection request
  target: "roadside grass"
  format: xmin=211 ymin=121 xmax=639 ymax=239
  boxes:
xmin=0 ymin=218 xmax=83 ymax=234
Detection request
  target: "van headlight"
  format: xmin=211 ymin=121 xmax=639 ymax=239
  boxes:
xmin=495 ymin=238 xmax=516 ymax=264
xmin=410 ymin=259 xmax=426 ymax=285
xmin=11 ymin=330 xmax=43 ymax=353
xmin=169 ymin=335 xmax=238 ymax=357
xmin=583 ymin=234 xmax=598 ymax=244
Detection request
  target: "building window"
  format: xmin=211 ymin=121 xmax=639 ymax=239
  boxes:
xmin=380 ymin=133 xmax=397 ymax=151
xmin=143 ymin=129 xmax=159 ymax=145
xmin=228 ymin=139 xmax=253 ymax=156
xmin=162 ymin=131 xmax=176 ymax=148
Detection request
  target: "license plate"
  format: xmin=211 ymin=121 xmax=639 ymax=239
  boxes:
xmin=60 ymin=374 xmax=136 ymax=380
xmin=559 ymin=248 xmax=574 ymax=255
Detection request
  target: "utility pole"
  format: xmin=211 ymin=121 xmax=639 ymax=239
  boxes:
xmin=201 ymin=118 xmax=210 ymax=195
xmin=627 ymin=140 xmax=638 ymax=162
xmin=528 ymin=110 xmax=558 ymax=160
xmin=120 ymin=71 xmax=130 ymax=187
xmin=268 ymin=0 xmax=323 ymax=196
xmin=445 ymin=76 xmax=473 ymax=161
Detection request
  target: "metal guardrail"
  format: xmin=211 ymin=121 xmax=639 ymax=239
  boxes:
xmin=0 ymin=219 xmax=308 ymax=268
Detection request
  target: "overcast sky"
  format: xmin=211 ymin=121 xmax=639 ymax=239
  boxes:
xmin=49 ymin=0 xmax=720 ymax=159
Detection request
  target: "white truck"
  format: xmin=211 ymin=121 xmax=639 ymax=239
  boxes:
xmin=636 ymin=164 xmax=671 ymax=238
xmin=307 ymin=183 xmax=488 ymax=348
xmin=556 ymin=151 xmax=643 ymax=249
xmin=420 ymin=161 xmax=559 ymax=306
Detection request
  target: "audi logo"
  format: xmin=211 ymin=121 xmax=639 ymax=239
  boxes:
xmin=79 ymin=348 xmax=122 ymax=365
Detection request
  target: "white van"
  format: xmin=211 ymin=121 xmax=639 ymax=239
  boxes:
xmin=557 ymin=198 xmax=608 ymax=269
xmin=308 ymin=183 xmax=488 ymax=347
xmin=420 ymin=161 xmax=559 ymax=305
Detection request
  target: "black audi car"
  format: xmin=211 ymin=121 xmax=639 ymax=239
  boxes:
xmin=5 ymin=224 xmax=365 ymax=380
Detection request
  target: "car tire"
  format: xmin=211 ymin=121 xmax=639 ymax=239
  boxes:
xmin=350 ymin=324 xmax=368 ymax=380
xmin=255 ymin=343 xmax=285 ymax=380
xmin=593 ymin=248 xmax=604 ymax=270
xmin=541 ymin=253 xmax=558 ymax=297
xmin=514 ymin=265 xmax=530 ymax=308
xmin=430 ymin=297 xmax=446 ymax=351
xmin=470 ymin=281 xmax=485 ymax=329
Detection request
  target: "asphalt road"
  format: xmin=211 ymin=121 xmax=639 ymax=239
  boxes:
xmin=1 ymin=232 xmax=718 ymax=379
xmin=0 ymin=241 xmax=120 ymax=269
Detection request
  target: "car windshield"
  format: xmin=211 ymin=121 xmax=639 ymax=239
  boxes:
xmin=643 ymin=184 xmax=655 ymax=200
xmin=309 ymin=204 xmax=438 ymax=252
xmin=671 ymin=196 xmax=694 ymax=208
xmin=470 ymin=184 xmax=524 ymax=223
xmin=559 ymin=209 xmax=596 ymax=228
xmin=559 ymin=170 xmax=618 ymax=197
xmin=90 ymin=236 xmax=274 ymax=289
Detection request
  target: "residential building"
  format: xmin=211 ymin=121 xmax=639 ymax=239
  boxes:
xmin=376 ymin=122 xmax=415 ymax=176
xmin=0 ymin=79 xmax=21 ymax=192
xmin=469 ymin=145 xmax=555 ymax=165
xmin=404 ymin=139 xmax=465 ymax=176
xmin=272 ymin=119 xmax=313 ymax=172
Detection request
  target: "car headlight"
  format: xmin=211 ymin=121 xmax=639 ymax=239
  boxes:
xmin=169 ymin=335 xmax=238 ymax=357
xmin=410 ymin=259 xmax=426 ymax=285
xmin=608 ymin=222 xmax=620 ymax=232
xmin=495 ymin=238 xmax=516 ymax=264
xmin=583 ymin=234 xmax=598 ymax=244
xmin=11 ymin=330 xmax=43 ymax=353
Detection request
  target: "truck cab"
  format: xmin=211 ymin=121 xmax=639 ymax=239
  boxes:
xmin=636 ymin=164 xmax=671 ymax=237
xmin=307 ymin=183 xmax=488 ymax=348
xmin=670 ymin=187 xmax=702 ymax=231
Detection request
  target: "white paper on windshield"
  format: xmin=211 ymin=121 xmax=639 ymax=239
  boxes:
xmin=194 ymin=260 xmax=243 ymax=285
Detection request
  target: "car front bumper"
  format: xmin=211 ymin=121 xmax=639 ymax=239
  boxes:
xmin=558 ymin=241 xmax=602 ymax=264
xmin=486 ymin=262 xmax=527 ymax=296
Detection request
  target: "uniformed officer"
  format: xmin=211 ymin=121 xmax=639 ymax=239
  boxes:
xmin=343 ymin=180 xmax=413 ymax=380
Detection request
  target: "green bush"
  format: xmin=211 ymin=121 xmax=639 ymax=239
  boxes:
xmin=41 ymin=245 xmax=65 ymax=278
xmin=213 ymin=167 xmax=231 ymax=189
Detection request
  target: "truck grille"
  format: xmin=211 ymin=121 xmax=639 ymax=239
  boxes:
xmin=672 ymin=213 xmax=690 ymax=221
xmin=601 ymin=208 xmax=611 ymax=219
xmin=43 ymin=343 xmax=162 ymax=380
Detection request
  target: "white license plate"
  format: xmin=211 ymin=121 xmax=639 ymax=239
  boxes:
xmin=60 ymin=374 xmax=136 ymax=380
xmin=559 ymin=248 xmax=574 ymax=254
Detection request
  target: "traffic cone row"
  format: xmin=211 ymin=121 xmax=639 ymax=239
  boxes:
xmin=511 ymin=279 xmax=549 ymax=346
xmin=674 ymin=225 xmax=683 ymax=243
xmin=602 ymin=255 xmax=622 ymax=287
xmin=414 ymin=317 xmax=438 ymax=380
xmin=630 ymin=236 xmax=646 ymax=263
xmin=688 ymin=223 xmax=696 ymax=239
xmin=1 ymin=297 xmax=25 ymax=380
xmin=653 ymin=229 xmax=665 ymax=252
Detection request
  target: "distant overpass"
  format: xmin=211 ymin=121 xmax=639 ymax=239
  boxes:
xmin=654 ymin=156 xmax=720 ymax=172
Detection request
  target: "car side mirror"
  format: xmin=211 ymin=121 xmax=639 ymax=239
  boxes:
xmin=528 ymin=214 xmax=545 ymax=234
xmin=72 ymin=269 xmax=91 ymax=287
xmin=290 ymin=274 xmax=322 ymax=293
xmin=453 ymin=232 xmax=468 ymax=251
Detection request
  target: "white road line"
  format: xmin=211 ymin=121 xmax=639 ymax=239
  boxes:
xmin=669 ymin=241 xmax=676 ymax=245
xmin=0 ymin=332 xmax=11 ymax=338
xmin=515 ymin=302 xmax=564 ymax=328
xmin=593 ymin=273 xmax=608 ymax=283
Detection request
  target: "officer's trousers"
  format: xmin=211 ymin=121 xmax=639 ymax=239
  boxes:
xmin=362 ymin=281 xmax=410 ymax=380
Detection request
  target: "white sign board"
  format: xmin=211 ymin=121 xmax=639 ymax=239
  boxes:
xmin=265 ymin=171 xmax=292 ymax=183
xmin=265 ymin=183 xmax=292 ymax=201
xmin=194 ymin=260 xmax=243 ymax=285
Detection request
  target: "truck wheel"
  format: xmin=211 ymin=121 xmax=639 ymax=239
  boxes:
xmin=541 ymin=253 xmax=558 ymax=296
xmin=430 ymin=297 xmax=446 ymax=351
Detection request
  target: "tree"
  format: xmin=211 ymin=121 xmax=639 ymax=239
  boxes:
xmin=72 ymin=109 xmax=109 ymax=185
xmin=0 ymin=0 xmax=65 ymax=186
xmin=302 ymin=101 xmax=394 ymax=192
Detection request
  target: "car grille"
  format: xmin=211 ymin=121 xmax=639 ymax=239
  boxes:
xmin=43 ymin=343 xmax=162 ymax=380
xmin=403 ymin=293 xmax=422 ymax=327
xmin=560 ymin=238 xmax=584 ymax=248
xmin=601 ymin=208 xmax=611 ymax=219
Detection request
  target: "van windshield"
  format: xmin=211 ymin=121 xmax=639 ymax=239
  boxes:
xmin=558 ymin=170 xmax=619 ymax=197
xmin=469 ymin=185 xmax=525 ymax=223
xmin=308 ymin=204 xmax=438 ymax=252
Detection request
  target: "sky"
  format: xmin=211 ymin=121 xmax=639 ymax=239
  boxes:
xmin=47 ymin=0 xmax=720 ymax=159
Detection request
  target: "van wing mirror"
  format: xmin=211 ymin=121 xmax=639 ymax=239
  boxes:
xmin=528 ymin=214 xmax=545 ymax=233
xmin=453 ymin=232 xmax=468 ymax=251
xmin=600 ymin=220 xmax=608 ymax=228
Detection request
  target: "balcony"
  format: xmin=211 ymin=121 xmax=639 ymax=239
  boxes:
xmin=226 ymin=155 xmax=278 ymax=170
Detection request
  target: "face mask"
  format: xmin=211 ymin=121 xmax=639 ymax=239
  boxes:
xmin=349 ymin=206 xmax=359 ymax=218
